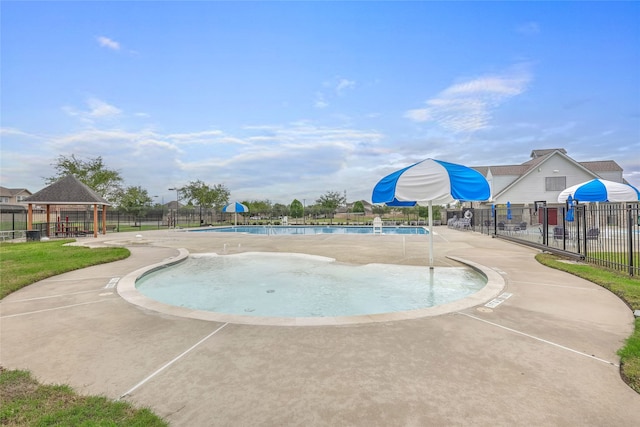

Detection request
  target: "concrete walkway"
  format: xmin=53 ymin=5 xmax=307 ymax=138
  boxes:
xmin=1 ymin=227 xmax=639 ymax=426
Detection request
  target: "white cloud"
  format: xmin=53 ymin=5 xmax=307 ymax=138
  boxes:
xmin=97 ymin=36 xmax=120 ymax=51
xmin=404 ymin=67 xmax=531 ymax=132
xmin=63 ymin=98 xmax=122 ymax=122
xmin=314 ymin=77 xmax=355 ymax=108
xmin=314 ymin=92 xmax=329 ymax=109
xmin=86 ymin=98 xmax=122 ymax=118
xmin=336 ymin=78 xmax=355 ymax=95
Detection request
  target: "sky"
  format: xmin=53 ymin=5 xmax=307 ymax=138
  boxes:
xmin=1 ymin=1 xmax=639 ymax=205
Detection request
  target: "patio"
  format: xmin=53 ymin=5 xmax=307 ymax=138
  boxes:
xmin=1 ymin=227 xmax=638 ymax=426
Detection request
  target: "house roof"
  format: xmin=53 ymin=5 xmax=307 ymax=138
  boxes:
xmin=477 ymin=149 xmax=622 ymax=181
xmin=24 ymin=175 xmax=110 ymax=205
xmin=531 ymin=148 xmax=567 ymax=158
xmin=0 ymin=186 xmax=31 ymax=198
xmin=0 ymin=203 xmax=28 ymax=213
xmin=580 ymin=160 xmax=623 ymax=173
xmin=491 ymin=149 xmax=607 ymax=201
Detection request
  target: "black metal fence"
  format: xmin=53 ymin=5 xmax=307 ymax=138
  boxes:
xmin=4 ymin=203 xmax=638 ymax=275
xmin=448 ymin=203 xmax=640 ymax=276
xmin=0 ymin=207 xmax=231 ymax=239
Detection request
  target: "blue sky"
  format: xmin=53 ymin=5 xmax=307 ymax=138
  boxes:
xmin=2 ymin=1 xmax=639 ymax=204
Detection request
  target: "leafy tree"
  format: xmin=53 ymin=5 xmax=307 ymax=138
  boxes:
xmin=210 ymin=184 xmax=231 ymax=212
xmin=431 ymin=205 xmax=442 ymax=220
xmin=272 ymin=203 xmax=289 ymax=218
xmin=289 ymin=199 xmax=304 ymax=218
xmin=371 ymin=204 xmax=389 ymax=216
xmin=352 ymin=200 xmax=365 ymax=214
xmin=244 ymin=200 xmax=272 ymax=219
xmin=316 ymin=191 xmax=346 ymax=218
xmin=119 ymin=186 xmax=153 ymax=226
xmin=181 ymin=180 xmax=230 ymax=224
xmin=47 ymin=155 xmax=124 ymax=204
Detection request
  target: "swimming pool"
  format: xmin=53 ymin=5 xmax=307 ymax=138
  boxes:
xmin=193 ymin=225 xmax=428 ymax=235
xmin=135 ymin=252 xmax=487 ymax=319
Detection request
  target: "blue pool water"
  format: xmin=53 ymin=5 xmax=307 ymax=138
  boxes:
xmin=135 ymin=252 xmax=486 ymax=318
xmin=193 ymin=225 xmax=428 ymax=235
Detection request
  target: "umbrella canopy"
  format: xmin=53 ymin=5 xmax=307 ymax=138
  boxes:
xmin=222 ymin=202 xmax=249 ymax=226
xmin=385 ymin=198 xmax=417 ymax=207
xmin=565 ymin=195 xmax=575 ymax=222
xmin=222 ymin=202 xmax=249 ymax=213
xmin=557 ymin=179 xmax=640 ymax=203
xmin=372 ymin=158 xmax=490 ymax=268
xmin=506 ymin=201 xmax=512 ymax=220
xmin=372 ymin=158 xmax=490 ymax=205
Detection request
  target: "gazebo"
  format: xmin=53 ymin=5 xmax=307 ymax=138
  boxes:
xmin=24 ymin=175 xmax=110 ymax=238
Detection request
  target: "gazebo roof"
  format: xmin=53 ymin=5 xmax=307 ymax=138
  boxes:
xmin=24 ymin=175 xmax=110 ymax=206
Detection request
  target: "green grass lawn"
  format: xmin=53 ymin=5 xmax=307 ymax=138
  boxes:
xmin=0 ymin=239 xmax=129 ymax=299
xmin=0 ymin=240 xmax=165 ymax=425
xmin=536 ymin=253 xmax=640 ymax=393
xmin=0 ymin=368 xmax=167 ymax=426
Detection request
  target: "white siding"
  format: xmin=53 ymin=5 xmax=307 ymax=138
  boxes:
xmin=495 ymin=154 xmax=597 ymax=205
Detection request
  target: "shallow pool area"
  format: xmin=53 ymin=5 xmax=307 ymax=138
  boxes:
xmin=135 ymin=252 xmax=487 ymax=318
xmin=192 ymin=225 xmax=428 ymax=235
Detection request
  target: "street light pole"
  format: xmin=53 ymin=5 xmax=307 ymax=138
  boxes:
xmin=168 ymin=187 xmax=180 ymax=228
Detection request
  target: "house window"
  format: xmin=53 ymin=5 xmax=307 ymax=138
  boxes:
xmin=0 ymin=196 xmax=9 ymax=203
xmin=545 ymin=176 xmax=566 ymax=191
xmin=16 ymin=195 xmax=27 ymax=202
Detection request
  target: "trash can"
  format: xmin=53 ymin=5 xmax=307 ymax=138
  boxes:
xmin=26 ymin=230 xmax=41 ymax=241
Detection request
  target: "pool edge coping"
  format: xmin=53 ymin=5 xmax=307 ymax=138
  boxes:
xmin=117 ymin=249 xmax=505 ymax=326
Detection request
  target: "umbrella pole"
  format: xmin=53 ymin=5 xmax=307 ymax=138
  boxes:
xmin=428 ymin=200 xmax=434 ymax=269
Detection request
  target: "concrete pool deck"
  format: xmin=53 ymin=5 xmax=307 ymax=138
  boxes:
xmin=1 ymin=226 xmax=639 ymax=425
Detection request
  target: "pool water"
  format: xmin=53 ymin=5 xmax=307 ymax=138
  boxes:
xmin=193 ymin=225 xmax=427 ymax=235
xmin=135 ymin=252 xmax=487 ymax=318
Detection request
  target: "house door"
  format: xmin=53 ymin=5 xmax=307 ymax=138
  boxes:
xmin=542 ymin=208 xmax=558 ymax=226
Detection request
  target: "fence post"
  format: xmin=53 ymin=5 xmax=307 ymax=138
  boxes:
xmin=628 ymin=204 xmax=635 ymax=276
xmin=544 ymin=207 xmax=548 ymax=246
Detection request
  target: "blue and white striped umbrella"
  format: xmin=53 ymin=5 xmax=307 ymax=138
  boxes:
xmin=558 ymin=179 xmax=639 ymax=203
xmin=372 ymin=158 xmax=490 ymax=268
xmin=222 ymin=202 xmax=249 ymax=226
xmin=372 ymin=158 xmax=490 ymax=206
xmin=222 ymin=202 xmax=249 ymax=213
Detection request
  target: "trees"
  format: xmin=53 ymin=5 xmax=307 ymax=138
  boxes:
xmin=272 ymin=203 xmax=289 ymax=219
xmin=47 ymin=155 xmax=124 ymax=204
xmin=289 ymin=199 xmax=304 ymax=218
xmin=181 ymin=180 xmax=230 ymax=224
xmin=371 ymin=204 xmax=389 ymax=216
xmin=316 ymin=191 xmax=346 ymax=220
xmin=244 ymin=200 xmax=272 ymax=219
xmin=352 ymin=200 xmax=365 ymax=214
xmin=118 ymin=186 xmax=153 ymax=226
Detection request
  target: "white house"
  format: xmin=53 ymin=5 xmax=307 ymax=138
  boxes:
xmin=474 ymin=148 xmax=625 ymax=207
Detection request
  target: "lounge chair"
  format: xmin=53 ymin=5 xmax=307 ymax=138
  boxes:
xmin=586 ymin=227 xmax=600 ymax=240
xmin=553 ymin=226 xmax=568 ymax=244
